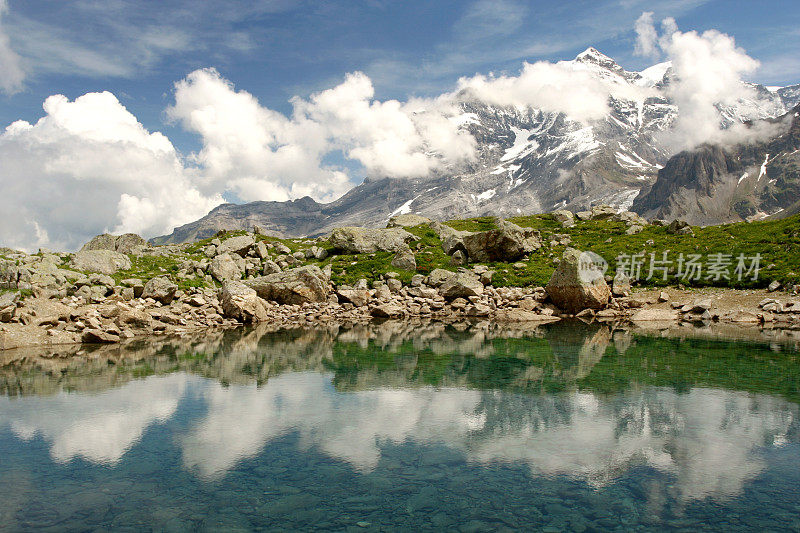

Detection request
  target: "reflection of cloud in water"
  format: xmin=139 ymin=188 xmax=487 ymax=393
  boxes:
xmin=184 ymin=374 xmax=797 ymax=501
xmin=1 ymin=367 xmax=796 ymax=502
xmin=181 ymin=372 xmax=483 ymax=477
xmin=0 ymin=374 xmax=188 ymax=464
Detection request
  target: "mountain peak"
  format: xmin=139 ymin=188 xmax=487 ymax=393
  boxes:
xmin=574 ymin=47 xmax=623 ymax=72
xmin=575 ymin=47 xmax=614 ymax=63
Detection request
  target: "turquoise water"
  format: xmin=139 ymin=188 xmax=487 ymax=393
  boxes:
xmin=1 ymin=322 xmax=799 ymax=531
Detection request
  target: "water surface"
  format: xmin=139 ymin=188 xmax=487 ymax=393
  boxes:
xmin=1 ymin=322 xmax=799 ymax=531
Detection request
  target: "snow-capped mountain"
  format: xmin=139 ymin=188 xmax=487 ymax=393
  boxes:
xmin=156 ymin=48 xmax=800 ymax=243
xmin=633 ymin=104 xmax=800 ymax=224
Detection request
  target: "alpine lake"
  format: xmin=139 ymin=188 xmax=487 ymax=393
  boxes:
xmin=1 ymin=320 xmax=799 ymax=532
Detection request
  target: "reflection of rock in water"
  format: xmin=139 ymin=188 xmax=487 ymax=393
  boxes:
xmin=544 ymin=320 xmax=611 ymax=380
xmin=2 ymin=320 xmax=800 ymax=405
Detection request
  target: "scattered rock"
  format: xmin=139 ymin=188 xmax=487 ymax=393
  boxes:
xmin=81 ymin=329 xmax=119 ymax=344
xmin=387 ymin=214 xmax=432 ymax=228
xmin=336 ymin=288 xmax=371 ymax=307
xmin=371 ymin=303 xmax=404 ymax=318
xmin=438 ymin=272 xmax=484 ymax=299
xmin=245 ymin=265 xmax=330 ymax=304
xmin=141 ymin=276 xmax=178 ymax=305
xmin=210 ymin=253 xmax=243 ymax=282
xmin=768 ymin=280 xmax=782 ymax=292
xmin=391 ymin=247 xmax=417 ymax=271
xmin=329 ymin=227 xmax=415 ymax=254
xmin=70 ymin=250 xmax=131 ymax=275
xmin=611 ymin=272 xmax=631 ymax=297
xmin=216 ymin=235 xmax=255 ymax=257
xmin=667 ymin=219 xmax=694 ymax=236
xmin=81 ymin=233 xmax=148 ymax=254
xmin=551 ymin=210 xmax=575 ymax=227
xmin=630 ymin=309 xmax=678 ymax=321
xmin=220 ymin=280 xmax=269 ymax=322
xmin=493 ymin=308 xmax=560 ymax=322
xmin=461 ymin=219 xmax=540 ymax=262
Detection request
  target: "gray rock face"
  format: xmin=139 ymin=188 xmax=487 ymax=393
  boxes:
xmin=0 ymin=291 xmax=19 ymax=322
xmin=391 ymin=247 xmax=416 ymax=271
xmin=329 ymin=227 xmax=415 ymax=254
xmin=210 ymin=253 xmax=243 ymax=282
xmin=244 ymin=265 xmax=329 ymax=304
xmin=634 ymin=106 xmax=800 ymax=225
xmin=220 ymin=280 xmax=269 ymax=323
xmin=545 ymin=248 xmax=611 ymax=313
xmin=81 ymin=233 xmax=148 ymax=254
xmin=612 ymin=271 xmax=631 ymax=297
xmin=336 ymin=288 xmax=371 ymax=307
xmin=438 ymin=272 xmax=484 ymax=299
xmin=262 ymin=260 xmax=282 ymax=275
xmin=141 ymin=276 xmax=178 ymax=305
xmin=430 ymin=222 xmax=471 ymax=256
xmin=217 ymin=235 xmax=255 ymax=257
xmin=461 ymin=219 xmax=541 ymax=262
xmin=551 ymin=210 xmax=575 ymax=227
xmin=70 ymin=250 xmax=131 ymax=275
xmin=387 ymin=214 xmax=432 ymax=228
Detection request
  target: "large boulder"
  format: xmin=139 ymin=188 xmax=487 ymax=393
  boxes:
xmin=210 ymin=253 xmax=243 ymax=282
xmin=545 ymin=248 xmax=611 ymax=313
xmin=391 ymin=247 xmax=416 ymax=271
xmin=461 ymin=219 xmax=541 ymax=262
xmin=438 ymin=272 xmax=484 ymax=299
xmin=430 ymin=222 xmax=472 ymax=255
xmin=81 ymin=233 xmax=148 ymax=254
xmin=336 ymin=287 xmax=371 ymax=307
xmin=590 ymin=205 xmax=617 ymax=220
xmin=329 ymin=227 xmax=415 ymax=254
xmin=0 ymin=291 xmax=19 ymax=322
xmin=220 ymin=280 xmax=270 ymax=322
xmin=551 ymin=210 xmax=575 ymax=227
xmin=387 ymin=214 xmax=432 ymax=228
xmin=216 ymin=235 xmax=255 ymax=257
xmin=244 ymin=265 xmax=329 ymax=304
xmin=70 ymin=250 xmax=131 ymax=275
xmin=141 ymin=276 xmax=178 ymax=305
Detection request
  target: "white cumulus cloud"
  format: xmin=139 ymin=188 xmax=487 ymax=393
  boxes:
xmin=454 ymin=57 xmax=653 ymax=122
xmin=0 ymin=91 xmax=221 ymax=251
xmin=634 ymin=13 xmax=774 ymax=151
xmin=167 ymin=68 xmax=476 ymax=204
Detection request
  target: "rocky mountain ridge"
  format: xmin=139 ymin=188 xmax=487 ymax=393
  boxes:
xmin=634 ymin=104 xmax=800 ymax=224
xmin=155 ymin=48 xmax=800 ymax=244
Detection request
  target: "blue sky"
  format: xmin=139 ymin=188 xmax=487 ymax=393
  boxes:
xmin=1 ymin=0 xmax=799 ymax=155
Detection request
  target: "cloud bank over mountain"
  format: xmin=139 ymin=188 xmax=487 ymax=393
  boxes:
xmin=0 ymin=13 xmax=793 ymax=251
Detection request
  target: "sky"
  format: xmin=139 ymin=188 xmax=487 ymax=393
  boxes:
xmin=1 ymin=0 xmax=799 ymax=251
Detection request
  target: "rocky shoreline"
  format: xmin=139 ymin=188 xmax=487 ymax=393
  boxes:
xmin=2 ymin=212 xmax=800 ymax=352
